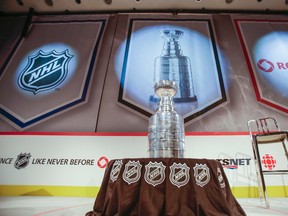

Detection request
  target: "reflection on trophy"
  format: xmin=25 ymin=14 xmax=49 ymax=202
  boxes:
xmin=150 ymin=30 xmax=197 ymax=103
xmin=148 ymin=80 xmax=185 ymax=158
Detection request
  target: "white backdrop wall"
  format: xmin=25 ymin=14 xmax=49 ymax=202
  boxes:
xmin=0 ymin=133 xmax=287 ymax=197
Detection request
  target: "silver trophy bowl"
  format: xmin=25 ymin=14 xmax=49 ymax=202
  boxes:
xmin=148 ymin=80 xmax=185 ymax=158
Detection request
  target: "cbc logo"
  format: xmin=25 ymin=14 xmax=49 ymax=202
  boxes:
xmin=257 ymin=59 xmax=288 ymax=73
xmin=261 ymin=154 xmax=276 ymax=171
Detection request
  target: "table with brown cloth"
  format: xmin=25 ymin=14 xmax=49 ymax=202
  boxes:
xmin=86 ymin=158 xmax=246 ymax=216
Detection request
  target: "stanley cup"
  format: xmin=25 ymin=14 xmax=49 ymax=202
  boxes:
xmin=148 ymin=80 xmax=185 ymax=158
xmin=150 ymin=30 xmax=197 ymax=103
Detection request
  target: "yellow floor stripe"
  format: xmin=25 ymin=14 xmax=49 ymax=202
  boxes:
xmin=0 ymin=185 xmax=100 ymax=197
xmin=232 ymin=186 xmax=288 ymax=198
xmin=0 ymin=185 xmax=287 ymax=197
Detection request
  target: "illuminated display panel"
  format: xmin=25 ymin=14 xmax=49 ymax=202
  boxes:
xmin=0 ymin=20 xmax=106 ymax=129
xmin=235 ymin=19 xmax=288 ymax=113
xmin=116 ymin=19 xmax=226 ymax=123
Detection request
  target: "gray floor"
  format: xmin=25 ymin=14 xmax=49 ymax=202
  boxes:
xmin=0 ymin=196 xmax=287 ymax=216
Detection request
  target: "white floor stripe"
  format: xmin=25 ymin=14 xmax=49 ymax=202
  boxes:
xmin=0 ymin=197 xmax=287 ymax=216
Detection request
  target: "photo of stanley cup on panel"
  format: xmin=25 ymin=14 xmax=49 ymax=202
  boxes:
xmin=116 ymin=19 xmax=226 ymax=124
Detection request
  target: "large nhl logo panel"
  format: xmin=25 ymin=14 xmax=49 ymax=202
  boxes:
xmin=0 ymin=19 xmax=106 ymax=130
xmin=18 ymin=50 xmax=73 ymax=95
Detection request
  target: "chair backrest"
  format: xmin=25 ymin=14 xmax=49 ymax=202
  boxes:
xmin=248 ymin=117 xmax=280 ymax=135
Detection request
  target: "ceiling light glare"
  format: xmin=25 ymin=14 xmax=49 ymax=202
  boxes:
xmin=104 ymin=0 xmax=112 ymax=4
xmin=45 ymin=0 xmax=53 ymax=6
xmin=16 ymin=0 xmax=24 ymax=6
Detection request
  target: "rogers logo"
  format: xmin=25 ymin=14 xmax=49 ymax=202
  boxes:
xmin=261 ymin=154 xmax=276 ymax=170
xmin=257 ymin=59 xmax=274 ymax=72
xmin=257 ymin=59 xmax=288 ymax=73
xmin=97 ymin=156 xmax=109 ymax=168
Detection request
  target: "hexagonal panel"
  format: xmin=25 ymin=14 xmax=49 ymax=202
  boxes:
xmin=117 ymin=19 xmax=226 ymax=123
xmin=235 ymin=19 xmax=288 ymax=113
xmin=0 ymin=19 xmax=106 ymax=129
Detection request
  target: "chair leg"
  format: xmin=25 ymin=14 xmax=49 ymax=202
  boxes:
xmin=254 ymin=160 xmax=264 ymax=200
xmin=254 ymin=142 xmax=270 ymax=208
xmin=258 ymin=165 xmax=270 ymax=208
xmin=282 ymin=140 xmax=288 ymax=161
xmin=253 ymin=153 xmax=263 ymax=199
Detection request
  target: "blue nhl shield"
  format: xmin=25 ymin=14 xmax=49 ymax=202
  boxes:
xmin=18 ymin=49 xmax=73 ymax=94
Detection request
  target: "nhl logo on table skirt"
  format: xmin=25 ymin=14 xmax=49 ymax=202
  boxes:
xmin=18 ymin=49 xmax=73 ymax=94
xmin=110 ymin=160 xmax=123 ymax=182
xmin=169 ymin=162 xmax=190 ymax=188
xmin=217 ymin=167 xmax=225 ymax=188
xmin=144 ymin=161 xmax=166 ymax=187
xmin=122 ymin=160 xmax=142 ymax=185
xmin=193 ymin=163 xmax=210 ymax=187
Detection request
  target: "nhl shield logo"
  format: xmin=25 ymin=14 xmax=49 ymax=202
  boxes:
xmin=18 ymin=49 xmax=73 ymax=94
xmin=169 ymin=162 xmax=190 ymax=188
xmin=122 ymin=160 xmax=142 ymax=185
xmin=144 ymin=161 xmax=166 ymax=187
xmin=193 ymin=163 xmax=210 ymax=187
xmin=217 ymin=167 xmax=226 ymax=189
xmin=110 ymin=160 xmax=123 ymax=182
xmin=14 ymin=152 xmax=31 ymax=169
